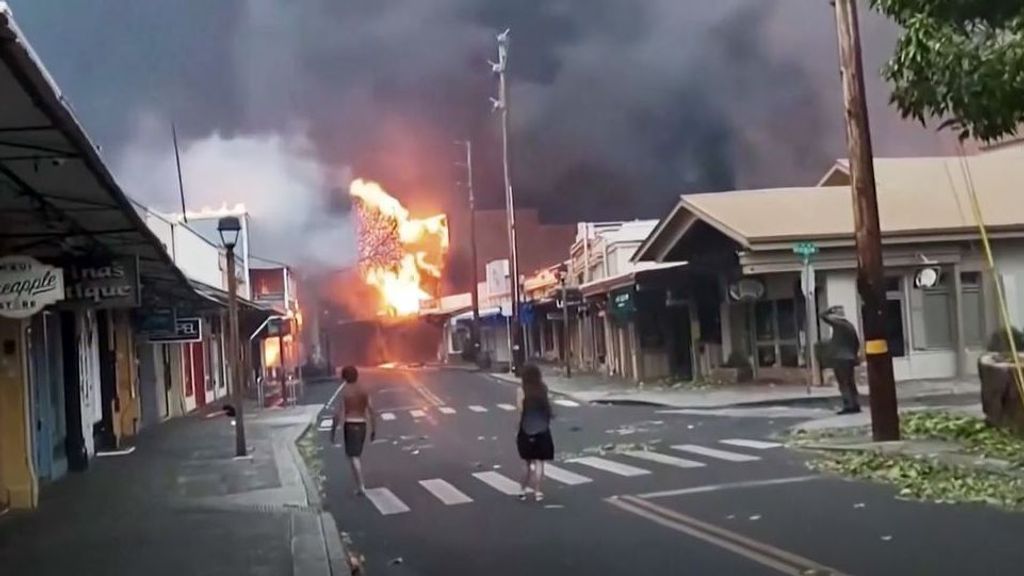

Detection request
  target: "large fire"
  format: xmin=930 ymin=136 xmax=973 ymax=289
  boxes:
xmin=350 ymin=178 xmax=449 ymax=316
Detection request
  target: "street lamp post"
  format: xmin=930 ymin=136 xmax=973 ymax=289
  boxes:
xmin=558 ymin=267 xmax=572 ymax=379
xmin=218 ymin=215 xmax=247 ymax=458
xmin=491 ymin=28 xmax=524 ymax=374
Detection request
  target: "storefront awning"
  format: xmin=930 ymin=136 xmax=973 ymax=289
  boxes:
xmin=0 ymin=6 xmax=202 ymax=310
xmin=189 ymin=279 xmax=274 ymax=314
xmin=579 ymin=261 xmax=689 ymax=297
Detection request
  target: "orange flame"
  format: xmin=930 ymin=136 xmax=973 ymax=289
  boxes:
xmin=350 ymin=179 xmax=449 ymax=316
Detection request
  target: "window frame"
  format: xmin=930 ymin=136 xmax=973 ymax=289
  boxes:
xmin=754 ymin=299 xmax=802 ymax=368
xmin=960 ymin=270 xmax=986 ymax=349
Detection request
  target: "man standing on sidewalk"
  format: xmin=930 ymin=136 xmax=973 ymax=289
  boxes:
xmin=820 ymin=306 xmax=862 ymax=415
xmin=330 ymin=366 xmax=377 ymax=495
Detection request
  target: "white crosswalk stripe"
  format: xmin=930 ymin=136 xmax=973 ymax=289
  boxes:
xmin=554 ymin=399 xmax=580 ymax=407
xmin=468 ymin=405 xmax=488 ymax=413
xmin=409 ymin=409 xmax=427 ymax=418
xmin=473 ymin=471 xmax=522 ymax=495
xmin=364 ymin=487 xmax=410 ymax=515
xmin=543 ymin=464 xmax=592 ymax=485
xmin=671 ymin=444 xmax=761 ymax=462
xmin=719 ymin=439 xmax=782 ymax=450
xmin=438 ymin=406 xmax=457 ymax=415
xmin=567 ymin=456 xmax=650 ymax=477
xmin=621 ymin=450 xmax=706 ymax=469
xmin=317 ymin=417 xmax=333 ymax=431
xmin=496 ymin=403 xmax=516 ymax=411
xmin=380 ymin=413 xmax=396 ymax=421
xmin=419 ymin=479 xmax=473 ymax=505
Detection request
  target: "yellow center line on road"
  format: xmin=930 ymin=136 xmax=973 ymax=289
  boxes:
xmin=402 ymin=371 xmax=445 ymax=407
xmin=608 ymin=495 xmax=849 ymax=576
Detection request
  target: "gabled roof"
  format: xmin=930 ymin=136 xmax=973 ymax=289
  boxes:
xmin=635 ymin=149 xmax=1024 ymax=261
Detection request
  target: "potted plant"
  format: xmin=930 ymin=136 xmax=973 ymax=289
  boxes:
xmin=978 ymin=327 xmax=1024 ymax=436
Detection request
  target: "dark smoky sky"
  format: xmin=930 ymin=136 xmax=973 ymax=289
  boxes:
xmin=8 ymin=0 xmax=955 ymax=269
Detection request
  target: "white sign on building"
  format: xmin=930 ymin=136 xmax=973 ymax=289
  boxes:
xmin=485 ymin=259 xmax=510 ymax=299
xmin=0 ymin=255 xmax=65 ymax=318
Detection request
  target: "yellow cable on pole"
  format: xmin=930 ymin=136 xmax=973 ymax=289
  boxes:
xmin=960 ymin=156 xmax=1024 ymax=409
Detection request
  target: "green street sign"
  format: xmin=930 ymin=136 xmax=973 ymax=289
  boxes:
xmin=793 ymin=242 xmax=819 ymax=262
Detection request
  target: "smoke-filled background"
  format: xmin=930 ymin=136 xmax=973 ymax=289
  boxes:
xmin=10 ymin=0 xmax=953 ymax=290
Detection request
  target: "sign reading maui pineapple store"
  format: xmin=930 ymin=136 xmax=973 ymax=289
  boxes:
xmin=60 ymin=256 xmax=141 ymax=309
xmin=0 ymin=255 xmax=65 ymax=318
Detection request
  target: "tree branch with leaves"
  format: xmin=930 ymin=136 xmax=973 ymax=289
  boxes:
xmin=870 ymin=0 xmax=1024 ymax=142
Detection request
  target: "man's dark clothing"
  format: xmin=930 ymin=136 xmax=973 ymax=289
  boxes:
xmin=821 ymin=313 xmax=861 ymax=411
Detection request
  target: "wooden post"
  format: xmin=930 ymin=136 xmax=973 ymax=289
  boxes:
xmin=833 ymin=0 xmax=900 ymax=440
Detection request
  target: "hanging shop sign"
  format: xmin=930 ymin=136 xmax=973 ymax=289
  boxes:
xmin=148 ymin=317 xmax=203 ymax=343
xmin=136 ymin=307 xmax=177 ymax=334
xmin=60 ymin=256 xmax=141 ymax=309
xmin=728 ymin=278 xmax=765 ymax=302
xmin=0 ymin=255 xmax=65 ymax=319
xmin=556 ymin=288 xmax=583 ymax=309
xmin=608 ymin=287 xmax=637 ymax=322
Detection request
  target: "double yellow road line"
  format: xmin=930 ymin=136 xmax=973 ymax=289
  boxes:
xmin=607 ymin=495 xmax=847 ymax=575
xmin=404 ymin=371 xmax=445 ymax=407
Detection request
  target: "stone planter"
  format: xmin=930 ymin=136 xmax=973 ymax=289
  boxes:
xmin=978 ymin=352 xmax=1024 ymax=436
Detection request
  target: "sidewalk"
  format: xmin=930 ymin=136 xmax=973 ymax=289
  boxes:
xmin=0 ymin=403 xmax=349 ymax=576
xmin=489 ymin=366 xmax=980 ymax=409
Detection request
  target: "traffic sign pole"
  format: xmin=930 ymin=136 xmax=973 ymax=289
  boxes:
xmin=794 ymin=242 xmax=821 ymax=393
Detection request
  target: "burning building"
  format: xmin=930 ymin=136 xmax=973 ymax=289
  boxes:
xmin=350 ymin=178 xmax=449 ymax=316
xmin=317 ymin=179 xmax=450 ymax=368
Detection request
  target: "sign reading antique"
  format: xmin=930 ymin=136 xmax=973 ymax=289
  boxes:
xmin=0 ymin=255 xmax=65 ymax=318
xmin=148 ymin=317 xmax=202 ymax=343
xmin=61 ymin=257 xmax=140 ymax=309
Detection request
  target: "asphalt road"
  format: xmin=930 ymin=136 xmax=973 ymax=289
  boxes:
xmin=302 ymin=368 xmax=1024 ymax=575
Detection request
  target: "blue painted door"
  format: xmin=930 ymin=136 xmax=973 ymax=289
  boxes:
xmin=28 ymin=313 xmax=66 ymax=483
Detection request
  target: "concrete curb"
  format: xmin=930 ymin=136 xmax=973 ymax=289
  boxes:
xmin=321 ymin=512 xmax=353 ymax=576
xmin=485 ymin=372 xmax=592 ymax=405
xmin=287 ymin=411 xmax=353 ymax=576
xmin=290 ymin=425 xmax=322 ymax=509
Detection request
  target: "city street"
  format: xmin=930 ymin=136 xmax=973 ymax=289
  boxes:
xmin=304 ymin=368 xmax=1024 ymax=575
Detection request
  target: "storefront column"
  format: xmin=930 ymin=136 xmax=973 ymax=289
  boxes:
xmin=603 ymin=314 xmax=614 ymax=376
xmin=953 ymin=263 xmax=966 ymax=378
xmin=629 ymin=321 xmax=642 ymax=382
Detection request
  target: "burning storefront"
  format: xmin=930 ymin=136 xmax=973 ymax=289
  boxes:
xmin=319 ymin=179 xmax=450 ymax=367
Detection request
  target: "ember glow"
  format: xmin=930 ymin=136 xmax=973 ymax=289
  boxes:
xmin=350 ymin=179 xmax=449 ymax=316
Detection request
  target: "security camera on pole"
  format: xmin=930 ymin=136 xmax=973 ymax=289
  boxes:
xmin=491 ymin=28 xmax=524 ymax=374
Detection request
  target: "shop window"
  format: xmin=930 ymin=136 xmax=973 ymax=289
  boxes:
xmin=754 ymin=299 xmax=800 ymax=368
xmin=913 ymin=272 xmax=954 ymax=350
xmin=884 ymin=276 xmax=907 ymax=357
xmin=450 ymin=325 xmax=468 ymax=353
xmin=961 ymin=272 xmax=985 ymax=347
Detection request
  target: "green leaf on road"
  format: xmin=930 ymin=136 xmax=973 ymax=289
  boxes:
xmin=809 ymin=451 xmax=1024 ymax=510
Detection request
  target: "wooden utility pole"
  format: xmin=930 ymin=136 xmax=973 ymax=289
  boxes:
xmin=833 ymin=0 xmax=900 ymax=440
xmin=461 ymin=140 xmax=482 ymax=360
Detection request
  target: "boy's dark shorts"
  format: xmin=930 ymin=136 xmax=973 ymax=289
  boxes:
xmin=343 ymin=422 xmax=367 ymax=457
